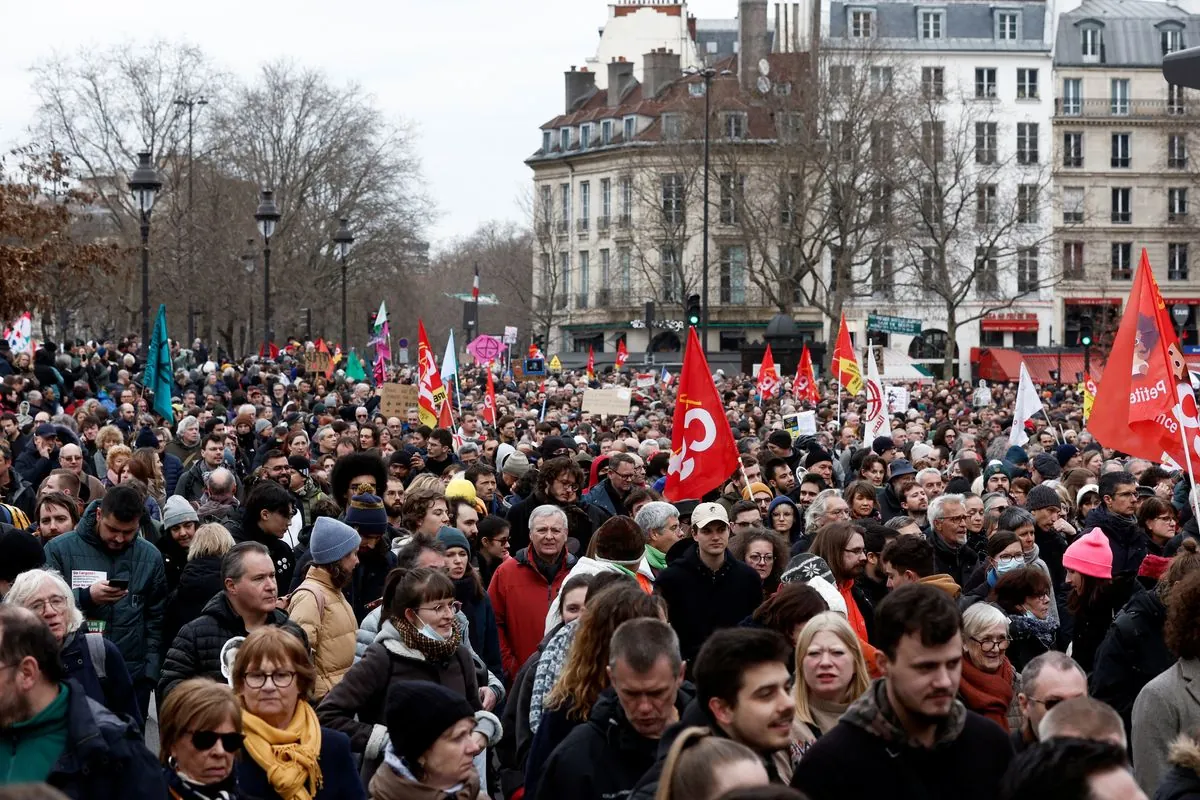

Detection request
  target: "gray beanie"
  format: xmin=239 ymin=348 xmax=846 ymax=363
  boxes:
xmin=503 ymin=451 xmax=531 ymax=478
xmin=1030 ymin=453 xmax=1062 ymax=480
xmin=161 ymin=496 xmax=199 ymax=531
xmin=309 ymin=517 xmax=361 ymax=564
xmin=1026 ymin=484 xmax=1062 ymax=511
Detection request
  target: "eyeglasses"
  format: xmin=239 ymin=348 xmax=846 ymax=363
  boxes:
xmin=190 ymin=730 xmax=244 ymax=752
xmin=747 ymin=553 xmax=775 ymax=564
xmin=1029 ymin=695 xmax=1067 ymax=710
xmin=940 ymin=514 xmax=968 ymax=524
xmin=844 ymin=546 xmax=866 ymax=556
xmin=970 ymin=636 xmax=1011 ymax=652
xmin=1113 ymin=490 xmax=1138 ymax=499
xmin=418 ymin=600 xmax=463 ymax=616
xmin=28 ymin=596 xmax=69 ymax=615
xmin=244 ymin=670 xmax=296 ymax=689
xmin=1156 ymin=515 xmax=1176 ymax=523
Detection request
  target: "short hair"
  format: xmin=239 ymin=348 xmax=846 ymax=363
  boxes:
xmin=916 ymin=467 xmax=942 ymax=484
xmin=635 ymin=501 xmax=678 ymax=534
xmin=998 ymin=737 xmax=1130 ymax=800
xmin=35 ymin=492 xmax=79 ymax=526
xmin=1021 ymin=651 xmax=1087 ymax=697
xmin=400 ymin=487 xmax=446 ymax=532
xmin=384 ymin=567 xmax=455 ymax=622
xmin=393 ymin=533 xmax=446 ymax=571
xmin=1137 ymin=496 xmax=1175 ymax=529
xmin=998 ymin=506 xmax=1036 ymax=531
xmin=158 ymin=678 xmax=242 ymax=765
xmin=993 ymin=567 xmax=1052 ymax=615
xmin=962 ymin=601 xmax=1009 ymax=641
xmin=0 ymin=605 xmax=65 ymax=684
xmin=874 ymin=584 xmax=962 ymax=662
xmin=1037 ymin=697 xmax=1127 ymax=748
xmin=205 ymin=467 xmax=236 ymax=493
xmin=750 ymin=583 xmax=828 ymax=635
xmin=859 ymin=520 xmax=896 ymax=556
xmin=43 ymin=469 xmax=81 ymax=497
xmin=609 ymin=617 xmax=683 ymax=675
xmin=457 ymin=442 xmax=479 ymax=458
xmin=927 ymin=493 xmax=965 ymax=525
xmin=762 ymin=456 xmax=790 ymax=482
xmin=3 ymin=568 xmax=84 ymax=635
xmin=805 ymin=489 xmax=842 ymax=529
xmin=231 ymin=626 xmax=315 ymax=701
xmin=730 ymin=499 xmax=760 ymax=518
xmin=885 ymin=515 xmax=919 ymax=532
xmin=1098 ymin=470 xmax=1136 ymax=504
xmin=242 ymin=481 xmax=295 ymax=532
xmin=1166 ymin=570 xmax=1200 ymax=659
xmin=99 ymin=484 xmax=144 ymax=522
xmin=189 ymin=523 xmax=235 ymax=560
xmin=799 ymin=473 xmax=827 ymax=491
xmin=693 ymin=628 xmax=792 ymax=710
xmin=105 ymin=444 xmax=132 ymax=471
xmin=221 ymin=541 xmax=272 ymax=583
xmin=202 ymin=433 xmax=225 ymax=450
xmin=463 ymin=464 xmax=494 ymax=487
xmin=529 ymin=504 xmax=569 ymax=532
xmin=881 ymin=535 xmax=936 ymax=578
xmin=608 ymin=452 xmax=636 ymax=472
xmin=477 ymin=515 xmax=510 ymax=543
xmin=430 ymin=428 xmax=453 ymax=448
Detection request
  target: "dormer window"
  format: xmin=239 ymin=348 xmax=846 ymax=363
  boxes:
xmin=1162 ymin=25 xmax=1186 ymax=55
xmin=623 ymin=116 xmax=636 ymax=141
xmin=849 ymin=8 xmax=874 ymax=39
xmin=580 ymin=124 xmax=592 ymax=149
xmin=601 ymin=119 xmax=613 ymax=145
xmin=1081 ymin=26 xmax=1102 ymax=61
xmin=723 ymin=112 xmax=748 ymax=140
xmin=543 ymin=130 xmax=552 ymax=152
xmin=997 ymin=11 xmax=1019 ymax=40
xmin=920 ymin=10 xmax=944 ymax=40
xmin=560 ymin=128 xmax=571 ymax=151
xmin=689 ymin=82 xmax=706 ymax=97
xmin=662 ymin=114 xmax=682 ymax=141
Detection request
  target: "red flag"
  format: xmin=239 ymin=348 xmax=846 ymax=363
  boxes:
xmin=1091 ymin=249 xmax=1200 ymax=471
xmin=417 ymin=321 xmax=448 ymax=428
xmin=616 ymin=339 xmax=629 ymax=368
xmin=831 ymin=314 xmax=863 ymax=395
xmin=794 ymin=344 xmax=820 ymax=404
xmin=482 ymin=369 xmax=498 ymax=426
xmin=438 ymin=389 xmax=455 ymax=430
xmin=315 ymin=338 xmax=335 ymax=380
xmin=757 ymin=344 xmax=779 ymax=399
xmin=664 ymin=327 xmax=740 ymax=502
xmin=587 ymin=345 xmax=595 ymax=380
xmin=258 ymin=341 xmax=280 ymax=360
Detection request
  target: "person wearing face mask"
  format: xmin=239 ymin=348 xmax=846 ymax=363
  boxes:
xmin=959 ymin=532 xmax=1025 ymax=609
xmin=316 ymin=567 xmax=501 ymax=784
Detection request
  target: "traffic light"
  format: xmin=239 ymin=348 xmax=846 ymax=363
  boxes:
xmin=1080 ymin=314 xmax=1093 ymax=347
xmin=368 ymin=311 xmax=377 ymax=335
xmin=686 ymin=294 xmax=701 ymax=326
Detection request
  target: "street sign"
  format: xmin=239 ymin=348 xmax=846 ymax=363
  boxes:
xmin=549 ymin=355 xmax=563 ymax=372
xmin=867 ymin=314 xmax=922 ymax=336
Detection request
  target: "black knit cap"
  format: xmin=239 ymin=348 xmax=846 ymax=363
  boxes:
xmin=385 ymin=681 xmax=476 ymax=767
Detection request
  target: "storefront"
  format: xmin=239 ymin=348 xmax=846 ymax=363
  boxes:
xmin=979 ymin=313 xmax=1039 ymax=348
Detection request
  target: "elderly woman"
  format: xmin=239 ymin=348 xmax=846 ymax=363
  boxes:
xmin=94 ymin=424 xmax=125 ymax=478
xmin=160 ymin=678 xmax=244 ymax=798
xmin=104 ymin=444 xmax=132 ymax=488
xmin=232 ymin=626 xmax=364 ymax=800
xmin=635 ymin=501 xmax=684 ymax=578
xmin=958 ymin=602 xmax=1019 ymax=732
xmin=4 ymin=567 xmax=141 ymax=726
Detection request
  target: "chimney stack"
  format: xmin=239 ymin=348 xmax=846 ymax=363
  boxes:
xmin=608 ymin=57 xmax=635 ymax=106
xmin=739 ymin=0 xmax=769 ymax=90
xmin=642 ymin=48 xmax=681 ymax=99
xmin=564 ymin=66 xmax=596 ymax=115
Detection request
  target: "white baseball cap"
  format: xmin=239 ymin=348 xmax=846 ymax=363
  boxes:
xmin=692 ymin=502 xmax=730 ymax=531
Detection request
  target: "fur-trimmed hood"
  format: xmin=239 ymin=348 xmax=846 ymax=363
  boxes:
xmin=1170 ymin=733 xmax=1200 ymax=773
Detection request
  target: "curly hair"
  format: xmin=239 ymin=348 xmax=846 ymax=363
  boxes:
xmin=729 ymin=528 xmax=789 ymax=593
xmin=1166 ymin=569 xmax=1200 ymax=660
xmin=401 ymin=487 xmax=447 ymax=533
xmin=536 ymin=456 xmax=585 ymax=498
xmin=545 ymin=582 xmax=664 ymax=721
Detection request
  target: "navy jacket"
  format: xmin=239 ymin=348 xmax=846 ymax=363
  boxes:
xmin=60 ymin=628 xmax=142 ymax=728
xmin=236 ymin=724 xmax=364 ymax=800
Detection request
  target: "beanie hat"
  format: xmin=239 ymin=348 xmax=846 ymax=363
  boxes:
xmin=436 ymin=526 xmax=472 ymax=558
xmin=345 ymin=493 xmax=388 ymax=536
xmin=909 ymin=442 xmax=934 ymax=464
xmin=1004 ymin=445 xmax=1030 ymax=466
xmin=1026 ymin=484 xmax=1063 ymax=511
xmin=287 ymin=456 xmax=310 ymax=476
xmin=233 ymin=412 xmax=255 ymax=431
xmin=984 ymin=461 xmax=1011 ymax=481
xmin=0 ymin=529 xmax=47 ymax=584
xmin=779 ymin=553 xmax=847 ymax=615
xmin=1062 ymin=528 xmax=1113 ymax=579
xmin=254 ymin=419 xmax=273 ymax=435
xmin=872 ymin=436 xmax=895 ymax=454
xmin=805 ymin=448 xmax=833 ymax=468
xmin=309 ymin=517 xmax=361 ymax=564
xmin=385 ymin=681 xmax=476 ymax=767
xmin=1138 ymin=553 xmax=1172 ymax=583
xmin=161 ymin=496 xmax=199 ymax=531
xmin=742 ymin=482 xmax=774 ymax=500
xmin=502 ymin=452 xmax=530 ymax=478
xmin=445 ymin=478 xmax=477 ymax=504
xmin=767 ymin=430 xmax=794 ymax=450
xmin=134 ymin=426 xmax=160 ymax=450
xmin=389 ymin=450 xmax=414 ymax=469
xmin=591 ymin=516 xmax=646 ymax=565
xmin=1055 ymin=444 xmax=1080 ymax=468
xmin=1031 ymin=453 xmax=1062 ymax=480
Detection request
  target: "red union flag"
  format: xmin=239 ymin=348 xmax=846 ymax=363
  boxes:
xmin=757 ymin=344 xmax=780 ymax=399
xmin=417 ymin=321 xmax=447 ymax=428
xmin=832 ymin=314 xmax=863 ymax=395
xmin=616 ymin=339 xmax=629 ymax=368
xmin=664 ymin=327 xmax=740 ymax=502
xmin=1091 ymin=249 xmax=1200 ymax=472
xmin=794 ymin=344 xmax=820 ymax=404
xmin=482 ymin=368 xmax=498 ymax=426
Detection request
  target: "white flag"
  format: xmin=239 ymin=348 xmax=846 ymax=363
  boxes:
xmin=863 ymin=346 xmax=892 ymax=443
xmin=440 ymin=329 xmax=458 ymax=381
xmin=374 ymin=300 xmax=388 ymax=330
xmin=1008 ymin=362 xmax=1043 ymax=447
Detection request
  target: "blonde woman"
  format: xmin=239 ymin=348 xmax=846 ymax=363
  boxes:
xmin=94 ymin=424 xmax=125 ymax=477
xmin=104 ymin=444 xmax=132 ymax=488
xmin=785 ymin=612 xmax=871 ymax=773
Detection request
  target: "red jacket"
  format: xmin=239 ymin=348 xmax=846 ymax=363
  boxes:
xmin=488 ymin=547 xmax=575 ymax=680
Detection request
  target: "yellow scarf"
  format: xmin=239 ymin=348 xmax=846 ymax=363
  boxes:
xmin=241 ymin=701 xmax=324 ymax=800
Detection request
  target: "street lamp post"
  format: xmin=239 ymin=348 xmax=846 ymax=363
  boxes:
xmin=333 ymin=218 xmax=355 ymax=349
xmin=684 ymin=66 xmax=720 ymax=355
xmin=254 ymin=190 xmax=281 ymax=357
xmin=127 ymin=151 xmax=163 ymax=356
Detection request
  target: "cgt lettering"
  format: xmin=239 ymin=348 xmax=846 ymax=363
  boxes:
xmin=1131 ymin=380 xmax=1169 ymax=404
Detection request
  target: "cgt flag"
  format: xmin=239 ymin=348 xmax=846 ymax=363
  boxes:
xmin=757 ymin=344 xmax=780 ymax=399
xmin=616 ymin=339 xmax=629 ymax=368
xmin=832 ymin=314 xmax=863 ymax=395
xmin=1091 ymin=249 xmax=1200 ymax=472
xmin=482 ymin=368 xmax=498 ymax=426
xmin=794 ymin=344 xmax=820 ymax=404
xmin=587 ymin=345 xmax=595 ymax=380
xmin=417 ymin=320 xmax=448 ymax=428
xmin=664 ymin=326 xmax=740 ymax=502
xmin=1082 ymin=373 xmax=1097 ymax=423
xmin=863 ymin=345 xmax=892 ymax=443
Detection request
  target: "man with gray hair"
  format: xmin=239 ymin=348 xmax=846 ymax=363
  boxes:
xmin=537 ymin=618 xmax=688 ymax=799
xmin=196 ymin=467 xmax=239 ymax=526
xmin=1038 ymin=696 xmax=1126 ymax=749
xmin=926 ymin=493 xmax=979 ymax=588
xmin=636 ymin=501 xmax=683 ymax=576
xmin=165 ymin=415 xmax=201 ymax=468
xmin=1012 ymin=650 xmax=1088 ymax=753
xmin=487 ymin=503 xmax=576 ymax=678
xmin=805 ymin=489 xmax=851 ymax=535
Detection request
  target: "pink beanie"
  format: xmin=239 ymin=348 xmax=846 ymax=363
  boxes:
xmin=1062 ymin=528 xmax=1113 ymax=579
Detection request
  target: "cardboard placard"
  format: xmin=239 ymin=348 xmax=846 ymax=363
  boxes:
xmin=379 ymin=383 xmax=419 ymax=419
xmin=304 ymin=349 xmax=331 ymax=375
xmin=582 ymin=387 xmax=633 ymax=416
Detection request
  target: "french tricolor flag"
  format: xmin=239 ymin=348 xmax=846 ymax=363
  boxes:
xmin=472 ymin=264 xmax=480 ymax=301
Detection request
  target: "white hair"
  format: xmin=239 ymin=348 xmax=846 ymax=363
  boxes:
xmin=962 ymin=602 xmax=1009 ymax=641
xmin=927 ymin=493 xmax=965 ymax=525
xmin=4 ymin=569 xmax=84 ymax=636
xmin=916 ymin=468 xmax=943 ymax=483
xmin=805 ymin=489 xmax=842 ymax=530
xmin=528 ymin=504 xmax=569 ymax=532
xmin=635 ymin=501 xmax=679 ymax=534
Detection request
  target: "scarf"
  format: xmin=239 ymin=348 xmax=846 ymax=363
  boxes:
xmin=241 ymin=702 xmax=323 ymax=800
xmin=644 ymin=544 xmax=668 ymax=572
xmin=958 ymin=657 xmax=1015 ymax=732
xmin=842 ymin=677 xmax=967 ymax=748
xmin=396 ymin=616 xmax=464 ymax=663
xmin=165 ymin=766 xmax=238 ymax=800
xmin=1009 ymin=612 xmax=1058 ymax=649
xmin=1023 ymin=542 xmax=1041 ymax=565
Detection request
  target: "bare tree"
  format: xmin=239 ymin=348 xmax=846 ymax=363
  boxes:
xmin=526 ymin=183 xmax=572 ymax=347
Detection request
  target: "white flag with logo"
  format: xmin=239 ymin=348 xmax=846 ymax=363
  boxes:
xmin=1008 ymin=362 xmax=1043 ymax=447
xmin=863 ymin=346 xmax=892 ymax=443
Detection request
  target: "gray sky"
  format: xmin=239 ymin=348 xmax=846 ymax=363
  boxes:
xmin=0 ymin=0 xmax=733 ymax=252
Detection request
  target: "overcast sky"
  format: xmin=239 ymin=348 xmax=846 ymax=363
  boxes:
xmin=0 ymin=0 xmax=734 ymax=252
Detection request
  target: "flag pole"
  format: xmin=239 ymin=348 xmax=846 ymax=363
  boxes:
xmin=1040 ymin=408 xmax=1061 ymax=444
xmin=1177 ymin=411 xmax=1200 ymax=524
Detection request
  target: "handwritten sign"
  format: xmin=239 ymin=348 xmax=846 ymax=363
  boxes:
xmin=379 ymin=384 xmax=419 ymax=419
xmin=304 ymin=349 xmax=331 ymax=376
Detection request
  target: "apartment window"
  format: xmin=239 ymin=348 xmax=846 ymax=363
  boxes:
xmin=976 ymin=247 xmax=999 ymax=294
xmin=921 ymin=11 xmax=944 ymax=40
xmin=579 ymin=182 xmax=591 ymax=230
xmin=580 ymin=125 xmax=592 ymax=149
xmin=1060 ymin=132 xmax=1083 ymax=168
xmin=1018 ymin=184 xmax=1039 ymax=223
xmin=1062 ymin=78 xmax=1082 ymax=115
xmin=778 ymin=112 xmax=804 ymax=142
xmin=618 ymin=247 xmax=632 ymax=293
xmin=1063 ymin=241 xmax=1085 ymax=279
xmin=1111 ymin=79 xmax=1130 ymax=115
xmin=1111 ymin=242 xmax=1132 ymax=280
xmin=539 ymin=185 xmax=553 ymax=223
xmin=830 ymin=65 xmax=854 ymax=96
xmin=1163 ymin=27 xmax=1185 ymax=55
xmin=662 ymin=114 xmax=682 ymax=141
xmin=724 ymin=112 xmax=748 ymax=140
xmin=976 ymin=184 xmax=998 ymax=225
xmin=1063 ymin=187 xmax=1085 ymax=223
xmin=601 ymin=119 xmax=613 ymax=145
xmin=1169 ymin=243 xmax=1190 ymax=280
xmin=975 ymin=122 xmax=997 ymax=164
xmin=619 ymin=176 xmax=633 ymax=223
xmin=1111 ymin=187 xmax=1131 ymax=224
xmin=600 ymin=178 xmax=612 ymax=222
xmin=1017 ymin=122 xmax=1039 ymax=164
xmin=1017 ymin=68 xmax=1039 ymax=100
xmin=1081 ymin=27 xmax=1101 ymax=60
xmin=975 ymin=68 xmax=997 ymax=99
xmin=1111 ymin=133 xmax=1131 ymax=168
xmin=720 ymin=245 xmax=747 ymax=303
xmin=689 ymin=81 xmax=706 ymax=97
xmin=600 ymin=248 xmax=610 ymax=288
xmin=922 ymin=67 xmax=945 ymax=99
xmin=997 ymin=11 xmax=1019 ymax=40
xmin=560 ymin=128 xmax=571 ymax=151
xmin=719 ymin=173 xmax=744 ymax=224
xmin=869 ymin=66 xmax=893 ymax=94
xmin=1170 ymin=187 xmax=1189 ymax=221
xmin=871 ymin=121 xmax=894 ymax=162
xmin=831 ymin=121 xmax=855 ymax=161
xmin=661 ymin=173 xmax=685 ymax=225
xmin=1169 ymin=133 xmax=1189 ymax=168
xmin=871 ymin=246 xmax=894 ymax=293
xmin=660 ymin=246 xmax=680 ymax=302
xmin=871 ymin=181 xmax=893 ymax=224
xmin=623 ymin=116 xmax=636 ymax=141
xmin=561 ymin=252 xmax=571 ymax=298
xmin=578 ymin=251 xmax=590 ymax=304
xmin=921 ymin=183 xmax=943 ymax=224
xmin=781 ymin=173 xmax=799 ymax=225
xmin=1017 ymin=247 xmax=1039 ymax=293
xmin=920 ymin=246 xmax=936 ymax=282
xmin=922 ymin=120 xmax=945 ymax=162
xmin=560 ymin=182 xmax=571 ymax=227
xmin=1169 ymin=84 xmax=1187 ymax=115
xmin=542 ymin=130 xmax=551 ymax=152
xmin=850 ymin=9 xmax=874 ymax=38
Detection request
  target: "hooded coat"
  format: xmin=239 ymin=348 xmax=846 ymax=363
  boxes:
xmin=161 ymin=554 xmax=225 ymax=653
xmin=1157 ymin=734 xmax=1200 ymax=800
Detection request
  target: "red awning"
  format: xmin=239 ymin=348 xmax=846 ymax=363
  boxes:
xmin=975 ymin=348 xmax=1098 ymax=383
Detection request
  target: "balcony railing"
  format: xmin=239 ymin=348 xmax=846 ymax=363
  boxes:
xmin=576 ymin=218 xmax=590 ymax=234
xmin=575 ymin=293 xmax=589 ymax=309
xmin=597 ymin=215 xmax=611 ymax=231
xmin=1055 ymin=98 xmax=1192 ymax=118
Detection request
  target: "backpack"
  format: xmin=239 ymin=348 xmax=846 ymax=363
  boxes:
xmin=85 ymin=632 xmax=108 ymax=680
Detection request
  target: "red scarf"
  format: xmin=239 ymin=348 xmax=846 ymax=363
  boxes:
xmin=839 ymin=581 xmax=883 ymax=678
xmin=958 ymin=657 xmax=1015 ymax=731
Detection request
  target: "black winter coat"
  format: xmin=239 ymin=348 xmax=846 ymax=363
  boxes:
xmin=162 ymin=554 xmax=225 ymax=651
xmin=926 ymin=530 xmax=980 ymax=589
xmin=497 ymin=625 xmax=560 ymax=798
xmin=158 ymin=591 xmax=306 ymax=699
xmin=505 ymin=490 xmax=611 ymax=555
xmin=229 ymin=511 xmax=297 ymax=592
xmin=155 ymin=532 xmax=189 ymax=594
xmin=1090 ymin=586 xmax=1174 ymax=735
xmin=1084 ymin=506 xmax=1149 ymax=579
xmin=1157 ymin=734 xmax=1200 ymax=800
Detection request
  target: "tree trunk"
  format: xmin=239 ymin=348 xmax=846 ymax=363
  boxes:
xmin=943 ymin=305 xmax=958 ymax=379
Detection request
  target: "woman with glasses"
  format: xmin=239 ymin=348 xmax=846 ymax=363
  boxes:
xmin=731 ymin=529 xmax=789 ymax=595
xmin=1139 ymin=496 xmax=1178 ymax=564
xmin=961 ymin=531 xmax=1025 ymax=609
xmin=958 ymin=603 xmax=1018 ymax=732
xmin=4 ymin=567 xmax=141 ymax=726
xmin=159 ymin=678 xmax=243 ymax=799
xmin=317 ymin=567 xmax=501 ymax=783
xmin=232 ymin=626 xmax=363 ymax=800
xmin=993 ymin=566 xmax=1057 ymax=671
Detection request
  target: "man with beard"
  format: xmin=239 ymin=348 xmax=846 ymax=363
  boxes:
xmin=925 ymin=493 xmax=979 ymax=588
xmin=901 ymin=481 xmax=930 ymax=529
xmin=0 ymin=606 xmax=165 ymax=796
xmin=792 ymin=585 xmax=1013 ymax=799
xmin=810 ymin=521 xmax=877 ymax=654
xmin=1083 ymin=471 xmax=1146 ymax=598
xmin=383 ymin=476 xmax=406 ymax=535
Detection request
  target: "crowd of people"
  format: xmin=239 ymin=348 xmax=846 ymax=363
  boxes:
xmin=0 ymin=334 xmax=1192 ymax=800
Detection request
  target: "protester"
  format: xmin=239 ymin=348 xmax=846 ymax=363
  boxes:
xmin=158 ymin=494 xmax=201 ymax=592
xmin=654 ymin=727 xmax=771 ymax=800
xmin=232 ymin=481 xmax=298 ymax=592
xmin=958 ymin=602 xmax=1018 ymax=732
xmin=993 ymin=566 xmax=1058 ymax=671
xmin=439 ymin=526 xmax=503 ymax=681
xmin=1010 ymin=651 xmax=1089 ymax=754
xmin=999 ymin=737 xmax=1144 ymax=800
xmin=636 ymin=501 xmax=684 ymax=579
xmin=158 ymin=678 xmax=244 ymax=798
xmin=1062 ymin=528 xmax=1121 ymax=673
xmin=162 ymin=522 xmax=236 ymax=651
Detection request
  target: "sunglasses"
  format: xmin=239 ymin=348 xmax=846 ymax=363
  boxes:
xmin=190 ymin=730 xmax=244 ymax=752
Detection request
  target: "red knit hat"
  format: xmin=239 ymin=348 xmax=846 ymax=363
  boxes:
xmin=1062 ymin=528 xmax=1113 ymax=579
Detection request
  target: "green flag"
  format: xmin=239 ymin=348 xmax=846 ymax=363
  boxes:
xmin=345 ymin=349 xmax=367 ymax=382
xmin=143 ymin=304 xmax=175 ymax=422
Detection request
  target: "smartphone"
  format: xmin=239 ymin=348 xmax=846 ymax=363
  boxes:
xmin=107 ymin=579 xmax=129 ymax=590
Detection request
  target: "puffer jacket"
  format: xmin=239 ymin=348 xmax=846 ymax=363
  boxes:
xmin=160 ymin=451 xmax=184 ymax=497
xmin=43 ymin=501 xmax=167 ymax=683
xmin=158 ymin=591 xmax=307 ymax=699
xmin=289 ymin=565 xmax=357 ymax=700
xmin=162 ymin=554 xmax=225 ymax=651
xmin=1157 ymin=733 xmax=1200 ymax=800
xmin=1090 ymin=586 xmax=1174 ymax=736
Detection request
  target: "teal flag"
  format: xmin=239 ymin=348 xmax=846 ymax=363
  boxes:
xmin=345 ymin=349 xmax=367 ymax=382
xmin=144 ymin=304 xmax=175 ymax=422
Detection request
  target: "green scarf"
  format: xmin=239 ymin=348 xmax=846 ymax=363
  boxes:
xmin=644 ymin=544 xmax=668 ymax=572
